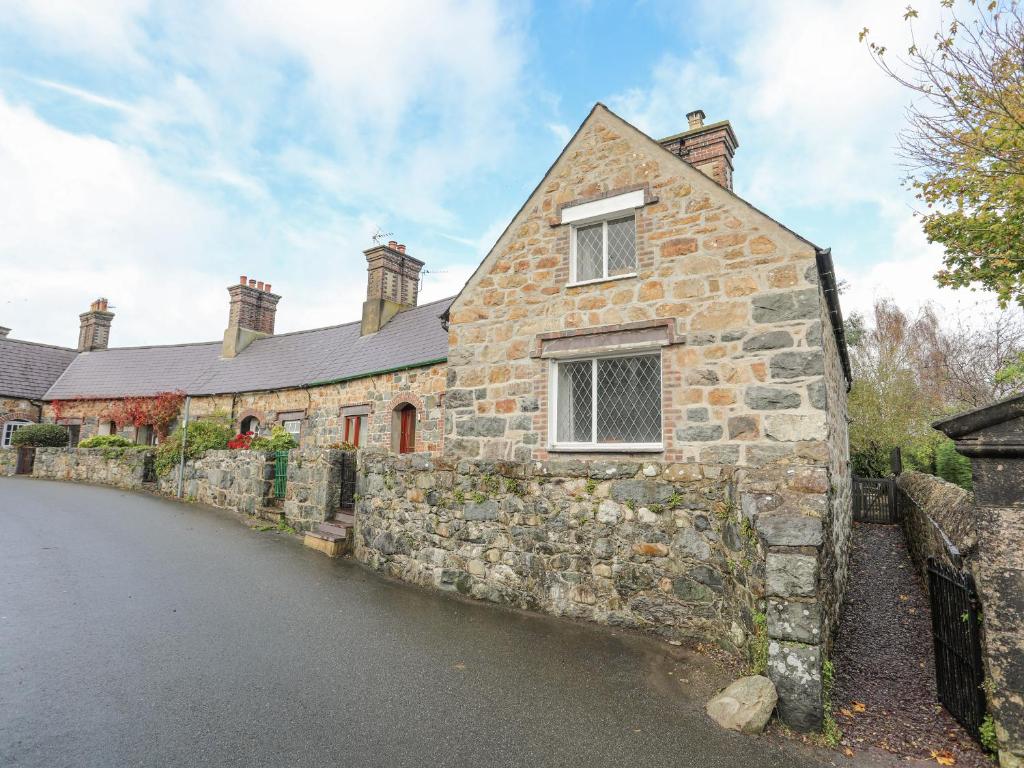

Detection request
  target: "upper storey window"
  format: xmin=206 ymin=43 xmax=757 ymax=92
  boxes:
xmin=561 ymin=189 xmax=643 ymax=285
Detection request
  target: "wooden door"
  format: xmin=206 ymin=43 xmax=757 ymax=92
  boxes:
xmin=398 ymin=406 xmax=416 ymax=454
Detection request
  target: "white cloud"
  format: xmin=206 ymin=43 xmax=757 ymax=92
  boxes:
xmin=0 ymin=1 xmax=530 ymax=347
xmin=0 ymin=0 xmax=150 ymax=64
xmin=547 ymin=123 xmax=572 ymax=144
xmin=609 ymin=0 xmax=999 ymax=318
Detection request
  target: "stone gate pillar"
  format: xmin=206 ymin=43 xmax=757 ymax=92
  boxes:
xmin=935 ymin=396 xmax=1024 ymax=768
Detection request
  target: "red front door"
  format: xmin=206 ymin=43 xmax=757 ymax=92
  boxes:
xmin=399 ymin=406 xmax=416 ymax=454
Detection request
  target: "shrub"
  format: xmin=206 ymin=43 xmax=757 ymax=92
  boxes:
xmin=154 ymin=419 xmax=233 ymax=477
xmin=11 ymin=424 xmax=69 ymax=447
xmin=79 ymin=434 xmax=134 ymax=449
xmin=935 ymin=438 xmax=973 ymax=491
xmin=250 ymin=426 xmax=298 ymax=452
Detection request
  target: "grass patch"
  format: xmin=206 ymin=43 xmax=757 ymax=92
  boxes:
xmin=748 ymin=611 xmax=768 ymax=675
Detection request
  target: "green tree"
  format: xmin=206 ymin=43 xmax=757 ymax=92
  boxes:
xmin=849 ymin=300 xmax=947 ymax=475
xmin=861 ymin=2 xmax=1024 ymax=306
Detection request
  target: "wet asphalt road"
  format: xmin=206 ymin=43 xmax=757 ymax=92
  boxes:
xmin=1 ymin=478 xmax=833 ymax=768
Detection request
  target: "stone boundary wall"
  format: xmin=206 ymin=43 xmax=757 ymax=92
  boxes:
xmin=0 ymin=450 xmax=16 ymax=477
xmin=23 ymin=446 xmax=348 ymax=527
xmin=158 ymin=450 xmax=274 ymax=515
xmin=283 ymin=448 xmax=351 ymax=530
xmin=896 ymin=471 xmax=976 ymax=577
xmin=355 ymin=449 xmax=838 ymax=730
xmin=32 ymin=447 xmax=155 ymax=489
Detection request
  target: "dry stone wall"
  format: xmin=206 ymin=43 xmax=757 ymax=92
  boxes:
xmin=356 ymin=451 xmax=759 ymax=641
xmin=896 ymin=471 xmax=975 ymax=576
xmin=0 ymin=449 xmax=17 ymax=476
xmin=158 ymin=450 xmax=274 ymax=514
xmin=32 ymin=447 xmax=154 ymax=489
xmin=282 ymin=448 xmax=351 ymax=530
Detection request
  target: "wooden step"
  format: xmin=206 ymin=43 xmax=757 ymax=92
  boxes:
xmin=332 ymin=512 xmax=355 ymax=526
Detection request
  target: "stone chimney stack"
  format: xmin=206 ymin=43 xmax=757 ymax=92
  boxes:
xmin=0 ymin=327 xmax=9 ymax=338
xmin=222 ymin=275 xmax=281 ymax=358
xmin=78 ymin=298 xmax=114 ymax=352
xmin=659 ymin=108 xmax=739 ymax=190
xmin=360 ymin=241 xmax=424 ymax=335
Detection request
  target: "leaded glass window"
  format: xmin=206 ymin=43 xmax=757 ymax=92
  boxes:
xmin=554 ymin=353 xmax=661 ymax=447
xmin=572 ymin=215 xmax=636 ymax=283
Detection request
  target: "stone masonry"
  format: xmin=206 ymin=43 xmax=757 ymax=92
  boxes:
xmin=43 ymin=360 xmax=447 ymax=455
xmin=435 ymin=104 xmax=851 ymax=730
xmin=356 ymin=451 xmax=760 ymax=642
xmin=158 ymin=450 xmax=274 ymax=514
xmin=282 ymin=448 xmax=351 ymax=530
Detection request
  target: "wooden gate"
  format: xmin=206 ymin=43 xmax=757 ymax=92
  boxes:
xmin=927 ymin=558 xmax=987 ymax=742
xmin=15 ymin=447 xmax=35 ymax=475
xmin=852 ymin=476 xmax=897 ymax=523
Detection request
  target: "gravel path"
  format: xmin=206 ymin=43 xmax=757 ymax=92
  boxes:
xmin=830 ymin=522 xmax=989 ymax=767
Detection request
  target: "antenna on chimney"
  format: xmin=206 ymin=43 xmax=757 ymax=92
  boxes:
xmin=371 ymin=229 xmax=393 ymax=246
xmin=419 ymin=268 xmax=448 ymax=291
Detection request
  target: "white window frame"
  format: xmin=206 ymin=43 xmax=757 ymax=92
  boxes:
xmin=562 ymin=189 xmax=643 ymax=287
xmin=282 ymin=419 xmax=302 ymax=439
xmin=547 ymin=350 xmax=664 ymax=453
xmin=2 ymin=420 xmax=31 ymax=448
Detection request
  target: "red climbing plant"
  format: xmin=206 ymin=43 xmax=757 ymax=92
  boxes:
xmin=105 ymin=390 xmax=186 ymax=439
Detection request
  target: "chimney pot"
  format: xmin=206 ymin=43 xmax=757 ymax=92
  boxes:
xmin=388 ymin=240 xmax=398 ymax=249
xmin=686 ymin=109 xmax=706 ymax=130
xmin=248 ymin=278 xmax=256 ymax=288
xmin=265 ymin=283 xmax=272 ymax=292
xmin=397 ymin=244 xmax=406 ymax=253
xmin=257 ymin=281 xmax=264 ymax=290
xmin=240 ymin=275 xmax=247 ymax=285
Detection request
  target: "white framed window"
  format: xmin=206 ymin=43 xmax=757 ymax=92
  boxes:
xmin=2 ymin=420 xmax=31 ymax=448
xmin=548 ymin=352 xmax=662 ymax=451
xmin=570 ymin=215 xmax=637 ymax=285
xmin=562 ymin=189 xmax=642 ymax=286
xmin=282 ymin=419 xmax=301 ymax=439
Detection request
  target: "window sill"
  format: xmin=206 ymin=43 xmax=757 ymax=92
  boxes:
xmin=548 ymin=443 xmax=664 ymax=453
xmin=567 ymin=272 xmax=637 ymax=289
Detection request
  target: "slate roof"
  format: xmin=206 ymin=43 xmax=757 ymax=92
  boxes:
xmin=43 ymin=297 xmax=452 ymax=400
xmin=0 ymin=338 xmax=78 ymax=400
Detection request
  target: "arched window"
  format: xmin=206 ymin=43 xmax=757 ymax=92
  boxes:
xmin=392 ymin=404 xmax=416 ymax=454
xmin=240 ymin=415 xmax=261 ymax=435
xmin=2 ymin=420 xmax=31 ymax=448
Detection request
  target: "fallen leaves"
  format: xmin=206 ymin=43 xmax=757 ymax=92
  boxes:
xmin=931 ymin=748 xmax=956 ymax=765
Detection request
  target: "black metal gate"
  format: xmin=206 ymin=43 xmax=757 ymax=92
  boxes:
xmin=339 ymin=451 xmax=356 ymax=511
xmin=15 ymin=447 xmax=35 ymax=475
xmin=927 ymin=558 xmax=987 ymax=741
xmin=852 ymin=476 xmax=897 ymax=523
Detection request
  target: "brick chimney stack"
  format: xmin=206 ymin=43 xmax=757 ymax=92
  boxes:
xmin=659 ymin=108 xmax=739 ymax=190
xmin=78 ymin=298 xmax=114 ymax=352
xmin=222 ymin=275 xmax=281 ymax=358
xmin=360 ymin=241 xmax=424 ymax=335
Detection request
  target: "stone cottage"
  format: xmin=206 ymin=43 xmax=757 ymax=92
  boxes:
xmin=357 ymin=104 xmax=852 ymax=731
xmin=0 ymin=327 xmax=77 ymax=449
xmin=5 ymin=245 xmax=449 ymax=453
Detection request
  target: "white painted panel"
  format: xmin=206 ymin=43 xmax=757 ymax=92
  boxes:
xmin=560 ymin=189 xmax=645 ymax=225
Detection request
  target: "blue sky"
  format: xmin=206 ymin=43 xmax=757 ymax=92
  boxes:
xmin=0 ymin=0 xmax=979 ymax=347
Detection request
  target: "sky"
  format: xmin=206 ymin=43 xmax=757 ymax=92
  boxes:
xmin=0 ymin=0 xmax=996 ymax=348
